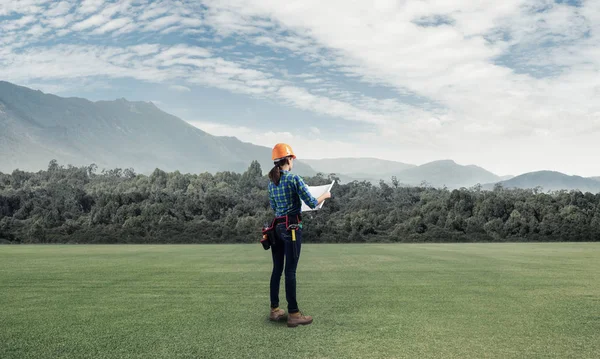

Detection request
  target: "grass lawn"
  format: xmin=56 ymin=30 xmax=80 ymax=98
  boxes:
xmin=1 ymin=243 xmax=599 ymax=358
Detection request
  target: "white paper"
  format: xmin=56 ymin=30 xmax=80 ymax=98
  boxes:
xmin=301 ymin=181 xmax=335 ymax=212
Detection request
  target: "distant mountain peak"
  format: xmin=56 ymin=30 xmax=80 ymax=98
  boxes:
xmin=391 ymin=159 xmax=500 ymax=188
xmin=428 ymin=159 xmax=456 ymax=164
xmin=0 ymin=80 xmax=316 ymax=175
xmin=485 ymin=170 xmax=600 ymax=193
xmin=513 ymin=170 xmax=573 ymax=179
xmin=418 ymin=159 xmax=462 ymax=168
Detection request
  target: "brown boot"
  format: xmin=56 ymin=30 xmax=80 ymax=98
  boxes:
xmin=287 ymin=311 xmax=313 ymax=327
xmin=269 ymin=307 xmax=285 ymax=321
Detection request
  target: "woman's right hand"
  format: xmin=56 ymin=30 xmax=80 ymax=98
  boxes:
xmin=317 ymin=192 xmax=332 ymax=205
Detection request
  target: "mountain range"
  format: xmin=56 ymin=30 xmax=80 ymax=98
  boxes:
xmin=1 ymin=80 xmax=599 ymax=193
xmin=305 ymin=158 xmax=507 ymax=188
xmin=483 ymin=171 xmax=600 ymax=193
xmin=0 ymin=81 xmax=314 ymax=176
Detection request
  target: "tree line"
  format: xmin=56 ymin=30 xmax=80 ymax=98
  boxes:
xmin=0 ymin=160 xmax=599 ymax=244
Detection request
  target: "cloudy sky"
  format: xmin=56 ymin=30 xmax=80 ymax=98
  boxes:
xmin=1 ymin=0 xmax=599 ymax=176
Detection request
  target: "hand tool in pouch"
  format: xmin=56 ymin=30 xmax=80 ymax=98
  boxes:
xmin=290 ymin=224 xmax=299 ymax=259
xmin=286 ymin=215 xmax=301 ymax=259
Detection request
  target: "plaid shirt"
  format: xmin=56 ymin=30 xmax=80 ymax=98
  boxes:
xmin=268 ymin=170 xmax=318 ymax=217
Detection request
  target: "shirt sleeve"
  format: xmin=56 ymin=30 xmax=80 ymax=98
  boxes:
xmin=268 ymin=187 xmax=276 ymax=211
xmin=294 ymin=175 xmax=318 ymax=209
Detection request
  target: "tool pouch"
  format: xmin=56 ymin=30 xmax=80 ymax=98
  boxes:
xmin=261 ymin=223 xmax=276 ymax=250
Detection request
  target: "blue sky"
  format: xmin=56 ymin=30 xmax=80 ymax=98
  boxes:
xmin=1 ymin=0 xmax=599 ymax=176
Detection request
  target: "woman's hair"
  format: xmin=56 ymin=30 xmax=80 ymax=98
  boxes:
xmin=268 ymin=157 xmax=291 ymax=185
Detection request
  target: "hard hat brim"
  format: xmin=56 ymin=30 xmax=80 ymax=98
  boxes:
xmin=273 ymin=155 xmax=296 ymax=162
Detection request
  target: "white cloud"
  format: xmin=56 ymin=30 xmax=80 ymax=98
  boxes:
xmin=130 ymin=44 xmax=161 ymax=56
xmin=10 ymin=15 xmax=37 ymax=29
xmin=276 ymin=86 xmax=391 ymax=126
xmin=78 ymin=0 xmax=105 ymax=15
xmin=71 ymin=13 xmax=106 ymax=31
xmin=26 ymin=24 xmax=51 ymax=37
xmin=155 ymin=45 xmax=212 ymax=61
xmin=138 ymin=2 xmax=171 ymax=21
xmin=112 ymin=23 xmax=138 ymax=36
xmin=44 ymin=13 xmax=75 ymax=29
xmin=92 ymin=17 xmax=132 ymax=34
xmin=169 ymin=85 xmax=191 ymax=92
xmin=203 ymin=5 xmax=268 ymax=36
xmin=46 ymin=1 xmax=72 ymax=17
xmin=304 ymin=78 xmax=323 ymax=84
xmin=144 ymin=14 xmax=201 ymax=31
xmin=252 ymin=34 xmax=318 ymax=54
xmin=72 ymin=0 xmax=133 ymax=31
xmin=0 ymin=0 xmax=47 ymax=16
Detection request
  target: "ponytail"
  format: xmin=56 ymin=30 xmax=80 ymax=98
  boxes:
xmin=268 ymin=157 xmax=290 ymax=185
xmin=269 ymin=165 xmax=281 ymax=185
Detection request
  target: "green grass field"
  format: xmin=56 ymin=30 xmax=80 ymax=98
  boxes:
xmin=1 ymin=243 xmax=599 ymax=359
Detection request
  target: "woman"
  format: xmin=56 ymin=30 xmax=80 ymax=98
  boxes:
xmin=267 ymin=143 xmax=331 ymax=328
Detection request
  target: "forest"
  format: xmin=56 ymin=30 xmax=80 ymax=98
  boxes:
xmin=1 ymin=160 xmax=599 ymax=244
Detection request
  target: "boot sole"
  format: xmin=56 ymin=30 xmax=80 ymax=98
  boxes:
xmin=287 ymin=319 xmax=313 ymax=328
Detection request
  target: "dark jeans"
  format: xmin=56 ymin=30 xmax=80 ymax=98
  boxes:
xmin=270 ymin=222 xmax=302 ymax=313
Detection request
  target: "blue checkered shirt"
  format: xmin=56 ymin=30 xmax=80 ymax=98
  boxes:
xmin=268 ymin=170 xmax=318 ymax=217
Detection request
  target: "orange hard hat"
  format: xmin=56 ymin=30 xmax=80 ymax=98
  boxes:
xmin=272 ymin=143 xmax=297 ymax=161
